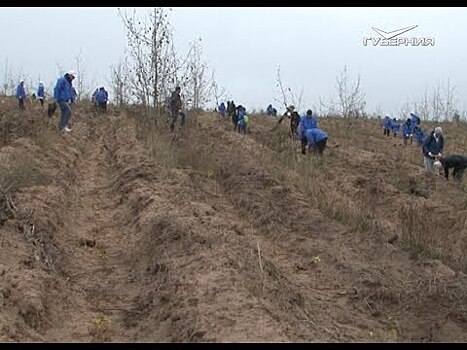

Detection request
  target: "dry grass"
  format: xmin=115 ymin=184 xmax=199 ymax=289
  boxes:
xmin=0 ymin=151 xmax=49 ymax=192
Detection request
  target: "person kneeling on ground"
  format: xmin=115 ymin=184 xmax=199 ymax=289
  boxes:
xmin=435 ymin=154 xmax=467 ymax=181
xmin=305 ymin=127 xmax=328 ymax=156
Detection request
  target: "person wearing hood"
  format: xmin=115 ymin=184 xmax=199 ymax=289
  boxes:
xmin=218 ymin=102 xmax=226 ymax=118
xmin=382 ymin=115 xmax=391 ymax=137
xmin=297 ymin=109 xmax=320 ymax=154
xmin=402 ymin=118 xmax=414 ymax=146
xmin=37 ymin=81 xmax=45 ymax=107
xmin=305 ymin=127 xmax=328 ymax=156
xmin=414 ymin=125 xmax=425 ymax=146
xmin=410 ymin=112 xmax=421 ymax=126
xmin=16 ymin=80 xmax=26 ymax=109
xmin=390 ymin=118 xmax=400 ymax=138
xmin=54 ymin=70 xmax=77 ymax=132
xmin=95 ymin=87 xmax=108 ymax=113
xmin=91 ymin=88 xmax=99 ymax=106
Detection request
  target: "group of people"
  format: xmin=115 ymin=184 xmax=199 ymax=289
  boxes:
xmin=14 ymin=72 xmax=111 ymax=133
xmin=381 ymin=112 xmax=467 ymax=181
xmin=11 ymin=74 xmax=467 ymax=182
xmin=91 ymin=87 xmax=109 ymax=113
xmin=381 ymin=112 xmax=425 ymax=147
xmin=217 ymin=100 xmax=251 ymax=134
xmin=15 ymin=80 xmax=46 ymax=109
xmin=277 ymin=105 xmax=328 ymax=155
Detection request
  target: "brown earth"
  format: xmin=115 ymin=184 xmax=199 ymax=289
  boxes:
xmin=1 ymin=96 xmax=467 ymax=342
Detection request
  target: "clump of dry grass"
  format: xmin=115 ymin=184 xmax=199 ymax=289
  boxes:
xmin=399 ymin=202 xmax=467 ymax=271
xmin=0 ymin=151 xmax=49 ymax=192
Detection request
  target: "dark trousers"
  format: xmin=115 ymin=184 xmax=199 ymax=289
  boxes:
xmin=314 ymin=137 xmax=328 ymax=155
xmin=98 ymin=102 xmax=107 ymax=113
xmin=39 ymin=98 xmax=44 ymax=107
xmin=18 ymin=98 xmax=24 ymax=109
xmin=403 ymin=135 xmax=413 ymax=146
xmin=170 ymin=110 xmax=186 ymax=132
xmin=453 ymin=168 xmax=465 ymax=181
xmin=383 ymin=128 xmax=390 ymax=136
xmin=301 ymin=137 xmax=327 ymax=155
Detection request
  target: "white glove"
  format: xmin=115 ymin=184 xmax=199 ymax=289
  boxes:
xmin=438 ymin=153 xmax=442 ymax=157
xmin=428 ymin=152 xmax=433 ymax=157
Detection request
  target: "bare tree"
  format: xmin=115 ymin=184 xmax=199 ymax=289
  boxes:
xmin=320 ymin=66 xmax=365 ymax=118
xmin=375 ymin=101 xmax=383 ymax=118
xmin=210 ymin=69 xmax=227 ymax=109
xmin=399 ymin=98 xmax=411 ymax=120
xmin=119 ymin=7 xmax=179 ymax=114
xmin=1 ymin=58 xmax=13 ymax=96
xmin=183 ymin=37 xmax=212 ymax=110
xmin=109 ymin=58 xmax=130 ymax=107
xmin=431 ymin=82 xmax=444 ymax=122
xmin=274 ymin=65 xmax=305 ymax=113
xmin=443 ymin=78 xmax=456 ymax=122
xmin=419 ymin=87 xmax=431 ymax=121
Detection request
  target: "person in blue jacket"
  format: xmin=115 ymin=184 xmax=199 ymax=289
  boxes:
xmin=305 ymin=127 xmax=328 ymax=156
xmin=422 ymin=126 xmax=444 ymax=172
xmin=218 ymin=102 xmax=226 ymax=118
xmin=382 ymin=115 xmax=391 ymax=137
xmin=37 ymin=81 xmax=45 ymax=107
xmin=390 ymin=118 xmax=400 ymax=138
xmin=402 ymin=118 xmax=415 ymax=146
xmin=54 ymin=70 xmax=77 ymax=132
xmin=410 ymin=112 xmax=421 ymax=126
xmin=298 ymin=109 xmax=319 ymax=154
xmin=414 ymin=125 xmax=425 ymax=146
xmin=16 ymin=80 xmax=26 ymax=109
xmin=95 ymin=87 xmax=108 ymax=113
xmin=236 ymin=106 xmax=247 ymax=134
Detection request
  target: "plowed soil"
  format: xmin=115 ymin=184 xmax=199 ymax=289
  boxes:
xmin=1 ymin=97 xmax=467 ymax=342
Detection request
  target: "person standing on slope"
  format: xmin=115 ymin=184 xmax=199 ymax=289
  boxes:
xmin=37 ymin=81 xmax=45 ymax=107
xmin=54 ymin=70 xmax=77 ymax=133
xmin=16 ymin=80 xmax=26 ymax=110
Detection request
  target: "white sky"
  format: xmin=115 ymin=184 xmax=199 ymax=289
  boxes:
xmin=0 ymin=7 xmax=465 ymax=115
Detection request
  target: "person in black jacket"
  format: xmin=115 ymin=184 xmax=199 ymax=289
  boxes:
xmin=436 ymin=154 xmax=467 ymax=181
xmin=422 ymin=127 xmax=444 ymax=172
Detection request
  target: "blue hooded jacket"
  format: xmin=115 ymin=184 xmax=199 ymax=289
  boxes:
xmin=410 ymin=113 xmax=421 ymax=126
xmin=37 ymin=84 xmax=45 ymax=98
xmin=298 ymin=115 xmax=319 ymax=139
xmin=219 ymin=102 xmax=226 ymax=112
xmin=54 ymin=75 xmax=73 ymax=102
xmin=390 ymin=119 xmax=400 ymax=133
xmin=383 ymin=116 xmax=391 ymax=129
xmin=95 ymin=89 xmax=107 ymax=103
xmin=305 ymin=128 xmax=328 ymax=145
xmin=16 ymin=83 xmax=26 ymax=99
xmin=414 ymin=127 xmax=425 ymax=144
xmin=402 ymin=120 xmax=414 ymax=136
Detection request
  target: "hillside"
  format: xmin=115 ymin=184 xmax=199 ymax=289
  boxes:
xmin=1 ymin=97 xmax=467 ymax=342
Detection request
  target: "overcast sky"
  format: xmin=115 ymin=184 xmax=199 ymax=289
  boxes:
xmin=0 ymin=7 xmax=465 ymax=116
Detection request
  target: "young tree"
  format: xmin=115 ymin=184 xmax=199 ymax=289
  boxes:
xmin=109 ymin=58 xmax=130 ymax=107
xmin=320 ymin=66 xmax=365 ymax=118
xmin=443 ymin=78 xmax=456 ymax=122
xmin=183 ymin=37 xmax=212 ymax=110
xmin=119 ymin=7 xmax=177 ymax=113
